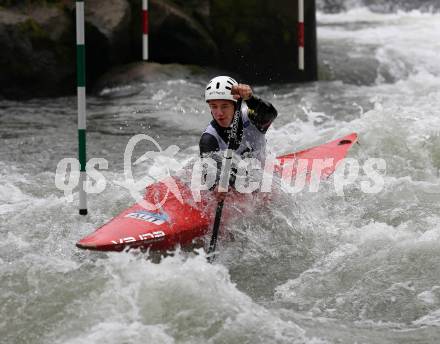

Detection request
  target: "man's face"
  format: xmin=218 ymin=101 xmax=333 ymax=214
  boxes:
xmin=208 ymin=100 xmax=235 ymax=128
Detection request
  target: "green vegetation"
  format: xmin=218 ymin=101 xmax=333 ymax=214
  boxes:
xmin=18 ymin=18 xmax=48 ymax=39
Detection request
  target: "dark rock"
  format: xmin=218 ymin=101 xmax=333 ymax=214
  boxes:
xmin=210 ymin=0 xmax=318 ymax=83
xmin=148 ymin=0 xmax=218 ymax=65
xmin=168 ymin=0 xmax=211 ymax=30
xmin=0 ymin=0 xmax=319 ymax=98
xmin=0 ymin=0 xmax=133 ymax=99
xmin=84 ymin=0 xmax=132 ymax=81
xmin=0 ymin=5 xmax=75 ymax=99
xmin=94 ymin=61 xmax=213 ymax=93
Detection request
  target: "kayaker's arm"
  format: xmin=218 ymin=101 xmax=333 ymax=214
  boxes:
xmin=245 ymin=95 xmax=278 ymax=133
xmin=231 ymin=84 xmax=277 ymax=133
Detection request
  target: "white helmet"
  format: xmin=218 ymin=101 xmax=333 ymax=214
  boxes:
xmin=205 ymin=76 xmax=238 ymax=102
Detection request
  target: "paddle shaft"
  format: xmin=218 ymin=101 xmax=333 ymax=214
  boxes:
xmin=207 ymin=199 xmax=224 ymax=262
xmin=207 ymin=98 xmax=242 ymax=262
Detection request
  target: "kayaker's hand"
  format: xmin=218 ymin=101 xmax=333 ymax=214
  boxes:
xmin=231 ymin=84 xmax=253 ymax=101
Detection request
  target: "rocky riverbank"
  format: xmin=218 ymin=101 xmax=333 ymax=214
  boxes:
xmin=0 ymin=0 xmax=317 ymax=99
xmin=0 ymin=0 xmax=219 ymax=98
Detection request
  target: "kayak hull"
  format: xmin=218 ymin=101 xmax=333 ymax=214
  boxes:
xmin=77 ymin=133 xmax=358 ymax=252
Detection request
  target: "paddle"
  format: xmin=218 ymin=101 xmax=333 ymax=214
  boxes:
xmin=207 ymin=98 xmax=243 ymax=263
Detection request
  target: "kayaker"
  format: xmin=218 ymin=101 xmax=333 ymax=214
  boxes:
xmin=200 ymin=75 xmax=277 ymax=163
xmin=199 ymin=76 xmax=277 ymax=197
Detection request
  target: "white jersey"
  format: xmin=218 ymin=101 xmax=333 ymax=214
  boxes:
xmin=202 ymin=103 xmax=267 ymax=162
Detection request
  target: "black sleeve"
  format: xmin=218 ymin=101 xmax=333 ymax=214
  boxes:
xmin=199 ymin=133 xmax=220 ymax=157
xmin=245 ymin=95 xmax=278 ymax=133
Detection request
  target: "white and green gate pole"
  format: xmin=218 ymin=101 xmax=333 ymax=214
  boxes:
xmin=76 ymin=0 xmax=87 ymax=215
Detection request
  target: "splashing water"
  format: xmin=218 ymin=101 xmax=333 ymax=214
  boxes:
xmin=1 ymin=5 xmax=440 ymax=344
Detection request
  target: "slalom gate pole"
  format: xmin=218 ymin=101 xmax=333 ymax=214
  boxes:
xmin=142 ymin=0 xmax=149 ymax=60
xmin=298 ymin=0 xmax=305 ymax=70
xmin=76 ymin=0 xmax=87 ymax=215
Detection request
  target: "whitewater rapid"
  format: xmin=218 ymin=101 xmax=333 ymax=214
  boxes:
xmin=1 ymin=6 xmax=440 ymax=344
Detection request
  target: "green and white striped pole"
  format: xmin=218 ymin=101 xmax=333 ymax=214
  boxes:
xmin=76 ymin=0 xmax=87 ymax=215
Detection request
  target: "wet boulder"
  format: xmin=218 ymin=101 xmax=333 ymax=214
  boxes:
xmin=0 ymin=5 xmax=74 ymax=98
xmin=94 ymin=61 xmax=211 ymax=95
xmin=210 ymin=0 xmax=318 ymax=83
xmin=85 ymin=0 xmax=132 ymax=80
xmin=147 ymin=0 xmax=218 ymax=65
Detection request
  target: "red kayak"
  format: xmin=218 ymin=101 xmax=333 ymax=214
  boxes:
xmin=77 ymin=133 xmax=357 ymax=252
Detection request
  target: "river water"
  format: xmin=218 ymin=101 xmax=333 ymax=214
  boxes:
xmin=1 ymin=4 xmax=440 ymax=344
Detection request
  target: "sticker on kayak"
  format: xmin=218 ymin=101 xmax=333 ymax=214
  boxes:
xmin=125 ymin=210 xmax=169 ymax=225
xmin=111 ymin=231 xmax=166 ymax=245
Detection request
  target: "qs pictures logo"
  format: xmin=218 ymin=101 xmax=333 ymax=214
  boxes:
xmin=55 ymin=134 xmax=184 ymax=210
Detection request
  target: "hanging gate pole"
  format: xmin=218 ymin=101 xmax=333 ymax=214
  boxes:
xmin=298 ymin=0 xmax=305 ymax=70
xmin=76 ymin=0 xmax=87 ymax=215
xmin=142 ymin=0 xmax=149 ymax=60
